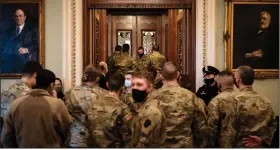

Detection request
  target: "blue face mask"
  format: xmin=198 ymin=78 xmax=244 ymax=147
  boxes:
xmin=124 ymin=80 xmax=132 ymax=87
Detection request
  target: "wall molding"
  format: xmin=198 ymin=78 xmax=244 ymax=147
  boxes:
xmin=71 ymin=0 xmax=77 ymax=87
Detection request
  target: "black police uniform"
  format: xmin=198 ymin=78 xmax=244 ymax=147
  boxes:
xmin=196 ymin=66 xmax=220 ymax=106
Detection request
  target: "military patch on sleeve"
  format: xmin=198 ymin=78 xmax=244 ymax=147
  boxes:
xmin=144 ymin=119 xmax=151 ymax=128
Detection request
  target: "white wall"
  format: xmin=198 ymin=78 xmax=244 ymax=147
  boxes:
xmin=45 ymin=0 xmax=63 ymax=78
xmin=0 ymin=0 xmax=63 ymax=93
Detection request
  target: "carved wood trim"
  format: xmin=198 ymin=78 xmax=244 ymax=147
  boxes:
xmin=177 ymin=19 xmax=183 ymax=74
xmin=71 ymin=0 xmax=77 ymax=87
xmin=88 ymin=3 xmax=191 ymax=9
xmin=95 ymin=18 xmax=100 ymax=64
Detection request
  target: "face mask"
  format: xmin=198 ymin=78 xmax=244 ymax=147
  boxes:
xmin=132 ymin=89 xmax=148 ymax=103
xmin=138 ymin=53 xmax=144 ymax=58
xmin=124 ymin=80 xmax=132 ymax=88
xmin=54 ymin=87 xmax=62 ymax=93
xmin=204 ymin=78 xmax=215 ymax=86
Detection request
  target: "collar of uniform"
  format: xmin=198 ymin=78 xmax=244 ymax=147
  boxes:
xmin=222 ymin=88 xmax=234 ymax=92
xmin=240 ymin=87 xmax=253 ymax=92
xmin=16 ymin=80 xmax=29 ymax=88
xmin=29 ymin=89 xmax=50 ymax=96
xmin=162 ymin=83 xmax=180 ymax=88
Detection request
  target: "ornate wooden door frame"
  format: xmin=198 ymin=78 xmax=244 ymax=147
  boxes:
xmin=83 ymin=0 xmax=197 ymax=91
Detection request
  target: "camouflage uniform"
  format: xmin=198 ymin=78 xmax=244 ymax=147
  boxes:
xmin=64 ymin=83 xmax=99 ymax=147
xmin=233 ymin=87 xmax=277 ymax=148
xmin=207 ymin=88 xmax=238 ymax=147
xmin=149 ymin=84 xmax=208 ymax=148
xmin=149 ymin=51 xmax=166 ymax=71
xmin=87 ymin=92 xmax=133 ymax=148
xmin=135 ymin=55 xmax=151 ymax=71
xmin=208 ymin=87 xmax=277 ymax=148
xmin=107 ymin=51 xmax=121 ymax=73
xmin=130 ymin=100 xmax=166 ymax=148
xmin=114 ymin=53 xmax=135 ymax=75
xmin=1 ymin=81 xmax=31 ymax=121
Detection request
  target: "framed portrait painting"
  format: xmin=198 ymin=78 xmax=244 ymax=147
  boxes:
xmin=225 ymin=1 xmax=279 ymax=78
xmin=0 ymin=0 xmax=44 ymax=77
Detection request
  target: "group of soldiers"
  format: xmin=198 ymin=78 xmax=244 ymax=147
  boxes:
xmin=0 ymin=44 xmax=277 ymax=148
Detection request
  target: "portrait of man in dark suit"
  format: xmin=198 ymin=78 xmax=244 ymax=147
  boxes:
xmin=232 ymin=4 xmax=279 ymax=70
xmin=0 ymin=7 xmax=39 ymax=74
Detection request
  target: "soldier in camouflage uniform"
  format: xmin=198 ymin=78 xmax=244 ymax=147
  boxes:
xmin=87 ymin=73 xmax=132 ymax=148
xmin=148 ymin=62 xmax=208 ymax=148
xmin=0 ymin=61 xmax=43 ymax=136
xmin=149 ymin=45 xmax=166 ymax=71
xmin=232 ymin=66 xmax=277 ymax=148
xmin=64 ymin=65 xmax=102 ymax=148
xmin=207 ymin=71 xmax=238 ymax=147
xmin=114 ymin=44 xmax=135 ymax=75
xmin=135 ymin=46 xmax=151 ymax=70
xmin=129 ymin=69 xmax=166 ymax=148
xmin=107 ymin=45 xmax=122 ymax=73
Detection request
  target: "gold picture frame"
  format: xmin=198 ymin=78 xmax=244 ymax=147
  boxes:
xmin=0 ymin=0 xmax=45 ymax=77
xmin=224 ymin=1 xmax=279 ymax=79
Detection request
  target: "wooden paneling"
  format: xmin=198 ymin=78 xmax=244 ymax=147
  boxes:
xmin=167 ymin=9 xmax=176 ymax=63
xmin=99 ymin=9 xmax=107 ymax=62
xmin=137 ymin=16 xmax=159 ymax=50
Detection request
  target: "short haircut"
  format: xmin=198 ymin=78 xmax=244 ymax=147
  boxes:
xmin=82 ymin=65 xmax=102 ymax=82
xmin=99 ymin=61 xmax=107 ymax=71
xmin=133 ymin=70 xmax=155 ymax=84
xmin=125 ymin=70 xmax=134 ymax=76
xmin=36 ymin=69 xmax=56 ymax=89
xmin=152 ymin=45 xmax=159 ymax=51
xmin=161 ymin=61 xmax=178 ymax=81
xmin=237 ymin=65 xmax=255 ymax=85
xmin=14 ymin=8 xmax=26 ymax=16
xmin=22 ymin=61 xmax=43 ymax=77
xmin=217 ymin=71 xmax=234 ymax=87
xmin=115 ymin=45 xmax=122 ymax=51
xmin=137 ymin=46 xmax=144 ymax=50
xmin=122 ymin=44 xmax=130 ymax=53
xmin=108 ymin=72 xmax=125 ymax=92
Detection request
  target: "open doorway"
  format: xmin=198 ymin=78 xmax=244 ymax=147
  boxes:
xmin=83 ymin=0 xmax=196 ymax=91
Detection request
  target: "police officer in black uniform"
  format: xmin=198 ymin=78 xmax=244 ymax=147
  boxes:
xmin=196 ymin=66 xmax=220 ymax=106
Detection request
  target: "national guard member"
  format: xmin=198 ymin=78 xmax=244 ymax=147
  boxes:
xmin=0 ymin=61 xmax=43 ymax=136
xmin=129 ymin=69 xmax=166 ymax=148
xmin=149 ymin=62 xmax=208 ymax=148
xmin=64 ymin=65 xmax=101 ymax=148
xmin=233 ymin=65 xmax=277 ymax=148
xmin=87 ymin=73 xmax=132 ymax=148
xmin=1 ymin=69 xmax=72 ymax=148
xmin=207 ymin=70 xmax=238 ymax=147
xmin=114 ymin=44 xmax=135 ymax=75
xmin=107 ymin=45 xmax=122 ymax=73
xmin=196 ymin=65 xmax=220 ymax=106
xmin=149 ymin=45 xmax=166 ymax=71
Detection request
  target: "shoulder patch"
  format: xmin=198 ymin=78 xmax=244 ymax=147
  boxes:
xmin=144 ymin=119 xmax=151 ymax=128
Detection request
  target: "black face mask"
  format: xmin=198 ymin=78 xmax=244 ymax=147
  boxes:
xmin=204 ymin=78 xmax=215 ymax=86
xmin=54 ymin=87 xmax=62 ymax=93
xmin=132 ymin=89 xmax=148 ymax=103
xmin=138 ymin=53 xmax=144 ymax=58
